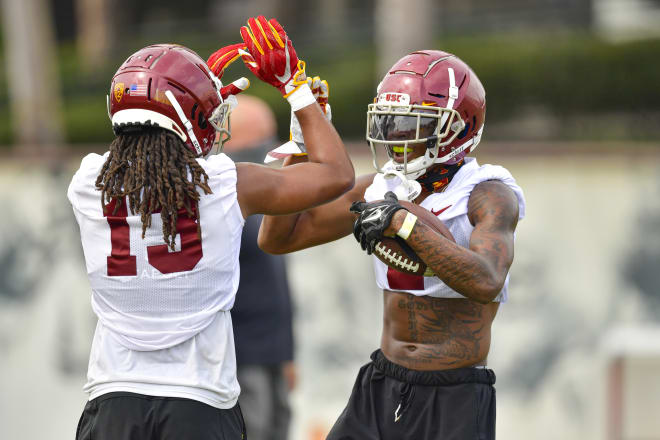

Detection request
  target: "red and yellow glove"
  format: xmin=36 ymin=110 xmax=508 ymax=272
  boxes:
xmin=239 ymin=16 xmax=314 ymax=111
xmin=206 ymin=43 xmax=250 ymax=100
xmin=264 ymin=75 xmax=332 ymax=164
xmin=207 ymin=42 xmax=243 ymax=79
xmin=308 ymin=76 xmax=330 ymax=119
xmin=289 ymin=76 xmax=331 ymax=145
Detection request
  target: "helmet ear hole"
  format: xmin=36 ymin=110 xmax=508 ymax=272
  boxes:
xmin=425 ymin=135 xmax=438 ymax=151
xmin=190 ymin=102 xmax=208 ymax=129
xmin=457 ymin=121 xmax=471 ymax=139
xmin=198 ymin=112 xmax=208 ymax=129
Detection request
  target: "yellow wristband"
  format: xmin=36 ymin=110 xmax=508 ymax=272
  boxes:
xmin=396 ymin=211 xmax=418 ymax=240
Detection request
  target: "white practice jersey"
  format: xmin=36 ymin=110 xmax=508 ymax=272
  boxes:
xmin=364 ymin=157 xmax=525 ymax=302
xmin=68 ymin=152 xmax=244 ymax=408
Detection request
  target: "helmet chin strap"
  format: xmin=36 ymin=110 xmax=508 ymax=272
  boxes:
xmin=165 ymin=90 xmax=203 ymax=156
xmin=434 ymin=124 xmax=484 ymax=164
xmin=382 ymin=169 xmax=422 ymax=202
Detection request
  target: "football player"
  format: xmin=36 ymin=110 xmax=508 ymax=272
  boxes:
xmin=69 ymin=16 xmax=353 ymax=440
xmin=259 ymin=50 xmax=526 ymax=439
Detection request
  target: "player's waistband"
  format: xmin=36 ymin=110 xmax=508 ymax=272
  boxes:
xmin=370 ymin=349 xmax=496 ymax=386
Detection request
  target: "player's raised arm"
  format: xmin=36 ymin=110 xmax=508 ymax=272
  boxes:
xmin=232 ymin=16 xmax=354 ymax=218
xmin=250 ymin=72 xmax=371 ymax=254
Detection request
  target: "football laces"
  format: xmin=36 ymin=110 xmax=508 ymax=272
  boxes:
xmin=374 ymin=242 xmax=420 ymax=273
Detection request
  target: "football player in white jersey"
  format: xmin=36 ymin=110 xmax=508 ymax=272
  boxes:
xmin=258 ymin=50 xmax=526 ymax=439
xmin=69 ymin=16 xmax=354 ymax=440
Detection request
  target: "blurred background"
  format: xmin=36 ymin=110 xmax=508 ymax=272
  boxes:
xmin=1 ymin=0 xmax=659 ymax=439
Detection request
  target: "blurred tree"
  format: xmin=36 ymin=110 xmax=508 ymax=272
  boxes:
xmin=0 ymin=0 xmax=64 ymax=147
xmin=75 ymin=0 xmax=113 ymax=73
xmin=51 ymin=0 xmax=77 ymax=41
xmin=316 ymin=0 xmax=348 ymax=37
xmin=375 ymin=0 xmax=433 ymax=77
xmin=210 ymin=0 xmax=282 ymax=30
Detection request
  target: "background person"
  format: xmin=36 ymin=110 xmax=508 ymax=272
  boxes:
xmin=224 ymin=94 xmax=297 ymax=440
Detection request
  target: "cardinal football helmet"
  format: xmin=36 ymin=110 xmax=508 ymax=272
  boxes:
xmin=367 ymin=50 xmax=486 ymax=179
xmin=108 ymin=44 xmax=232 ymax=157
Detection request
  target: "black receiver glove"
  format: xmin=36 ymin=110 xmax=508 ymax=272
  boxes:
xmin=349 ymin=191 xmax=405 ymax=255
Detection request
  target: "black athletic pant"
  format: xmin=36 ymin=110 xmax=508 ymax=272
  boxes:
xmin=76 ymin=392 xmax=246 ymax=440
xmin=327 ymin=350 xmax=496 ymax=440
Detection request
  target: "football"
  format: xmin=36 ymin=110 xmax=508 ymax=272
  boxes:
xmin=373 ymin=201 xmax=455 ymax=277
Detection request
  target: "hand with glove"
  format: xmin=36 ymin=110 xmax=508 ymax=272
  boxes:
xmin=239 ymin=16 xmax=315 ymax=112
xmin=350 ymin=191 xmax=406 ymax=255
xmin=265 ymin=75 xmax=331 ymax=164
xmin=290 ymin=76 xmax=331 ymax=145
xmin=206 ymin=43 xmax=251 ymax=148
xmin=207 ymin=43 xmax=250 ymax=100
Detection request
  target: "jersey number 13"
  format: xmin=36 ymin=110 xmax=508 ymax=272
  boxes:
xmin=104 ymin=198 xmax=203 ymax=276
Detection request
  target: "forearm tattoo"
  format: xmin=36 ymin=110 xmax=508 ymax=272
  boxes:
xmin=408 ymin=180 xmax=519 ymax=303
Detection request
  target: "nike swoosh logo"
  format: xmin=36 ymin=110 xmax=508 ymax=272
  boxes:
xmin=363 ymin=207 xmax=385 ymax=223
xmin=431 ymin=205 xmax=452 ymax=216
xmin=274 ymin=38 xmax=291 ymax=83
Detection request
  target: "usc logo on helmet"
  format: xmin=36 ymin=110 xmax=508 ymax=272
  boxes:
xmin=114 ymin=83 xmax=125 ymax=103
xmin=378 ymin=93 xmax=410 ymax=106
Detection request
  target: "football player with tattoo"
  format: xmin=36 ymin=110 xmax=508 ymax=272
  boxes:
xmin=68 ymin=16 xmax=353 ymax=440
xmin=258 ymin=50 xmax=526 ymax=439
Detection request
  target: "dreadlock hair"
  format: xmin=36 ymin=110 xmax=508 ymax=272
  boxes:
xmin=95 ymin=127 xmax=212 ymax=250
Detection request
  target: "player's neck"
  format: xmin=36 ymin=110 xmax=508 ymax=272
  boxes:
xmin=415 ymin=160 xmax=465 ymax=195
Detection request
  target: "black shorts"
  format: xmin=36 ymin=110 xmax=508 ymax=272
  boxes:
xmin=326 ymin=350 xmax=496 ymax=440
xmin=75 ymin=392 xmax=246 ymax=440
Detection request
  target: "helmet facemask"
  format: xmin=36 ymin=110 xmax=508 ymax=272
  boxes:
xmin=366 ymin=52 xmax=487 ymax=180
xmin=209 ymin=99 xmax=234 ymax=153
xmin=366 ymin=98 xmax=465 ymax=180
xmin=207 ymin=72 xmax=237 ymax=154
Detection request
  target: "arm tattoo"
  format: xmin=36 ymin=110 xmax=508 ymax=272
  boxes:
xmin=407 ymin=180 xmax=519 ymax=303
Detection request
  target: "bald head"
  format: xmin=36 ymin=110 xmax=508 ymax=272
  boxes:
xmin=223 ymin=94 xmax=277 ymax=154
